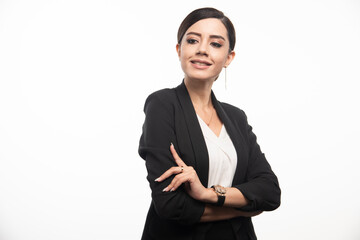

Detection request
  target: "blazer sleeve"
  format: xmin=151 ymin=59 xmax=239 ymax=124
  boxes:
xmin=233 ymin=110 xmax=281 ymax=212
xmin=138 ymin=92 xmax=205 ymax=225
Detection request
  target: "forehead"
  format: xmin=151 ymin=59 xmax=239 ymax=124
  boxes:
xmin=185 ymin=18 xmax=228 ymax=38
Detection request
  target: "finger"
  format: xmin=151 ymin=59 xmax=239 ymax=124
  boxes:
xmin=165 ymin=167 xmax=197 ymax=192
xmin=155 ymin=166 xmax=183 ymax=182
xmin=170 ymin=143 xmax=187 ymax=167
xmin=164 ymin=172 xmax=190 ymax=192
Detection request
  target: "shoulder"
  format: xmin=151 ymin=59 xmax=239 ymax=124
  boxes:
xmin=142 ymin=87 xmax=178 ymax=115
xmin=216 ymin=100 xmax=251 ymax=134
xmin=145 ymin=88 xmax=177 ymax=104
xmin=219 ymin=101 xmax=247 ymax=121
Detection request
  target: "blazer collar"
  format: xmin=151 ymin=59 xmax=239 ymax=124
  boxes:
xmin=175 ymin=81 xmax=209 ymax=187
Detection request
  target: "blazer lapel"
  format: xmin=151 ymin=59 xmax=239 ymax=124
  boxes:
xmin=175 ymin=82 xmax=209 ymax=187
xmin=211 ymin=92 xmax=248 ymax=185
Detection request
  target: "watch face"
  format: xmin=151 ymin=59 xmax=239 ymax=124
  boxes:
xmin=214 ymin=185 xmax=226 ymax=196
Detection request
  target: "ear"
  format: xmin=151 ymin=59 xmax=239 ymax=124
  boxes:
xmin=224 ymin=51 xmax=235 ymax=67
xmin=176 ymin=44 xmax=181 ymax=58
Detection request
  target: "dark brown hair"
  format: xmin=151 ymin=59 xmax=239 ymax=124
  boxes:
xmin=177 ymin=7 xmax=236 ymax=52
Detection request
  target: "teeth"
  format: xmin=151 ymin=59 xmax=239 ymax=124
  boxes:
xmin=193 ymin=61 xmax=209 ymax=66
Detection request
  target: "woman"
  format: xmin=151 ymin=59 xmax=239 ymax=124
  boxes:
xmin=138 ymin=7 xmax=281 ymax=240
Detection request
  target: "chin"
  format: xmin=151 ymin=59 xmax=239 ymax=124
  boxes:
xmin=186 ymin=73 xmax=218 ymax=82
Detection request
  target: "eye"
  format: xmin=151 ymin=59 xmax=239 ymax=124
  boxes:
xmin=186 ymin=38 xmax=198 ymax=44
xmin=211 ymin=42 xmax=222 ymax=48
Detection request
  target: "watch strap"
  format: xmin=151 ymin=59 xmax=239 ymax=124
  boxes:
xmin=211 ymin=185 xmax=226 ymax=206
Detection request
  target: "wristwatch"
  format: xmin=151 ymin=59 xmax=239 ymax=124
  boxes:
xmin=211 ymin=185 xmax=226 ymax=206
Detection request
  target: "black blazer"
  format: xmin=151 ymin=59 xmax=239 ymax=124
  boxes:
xmin=139 ymin=82 xmax=281 ymax=240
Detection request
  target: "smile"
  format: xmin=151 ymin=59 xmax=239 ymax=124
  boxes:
xmin=190 ymin=59 xmax=212 ymax=70
xmin=190 ymin=60 xmax=212 ymax=66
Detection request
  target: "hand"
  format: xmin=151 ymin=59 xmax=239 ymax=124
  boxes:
xmin=155 ymin=143 xmax=209 ymax=201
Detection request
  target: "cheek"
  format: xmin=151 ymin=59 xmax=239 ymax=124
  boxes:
xmin=180 ymin=46 xmax=193 ymax=58
xmin=213 ymin=54 xmax=228 ymax=68
xmin=210 ymin=49 xmax=228 ymax=61
xmin=179 ymin=48 xmax=194 ymax=66
xmin=179 ymin=52 xmax=188 ymax=71
xmin=179 ymin=52 xmax=187 ymax=65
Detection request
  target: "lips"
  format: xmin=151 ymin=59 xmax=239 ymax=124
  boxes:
xmin=191 ymin=61 xmax=211 ymax=66
xmin=190 ymin=59 xmax=212 ymax=69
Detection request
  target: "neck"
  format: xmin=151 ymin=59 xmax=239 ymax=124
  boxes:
xmin=184 ymin=77 xmax=214 ymax=109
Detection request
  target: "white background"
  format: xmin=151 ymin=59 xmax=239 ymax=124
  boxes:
xmin=1 ymin=0 xmax=359 ymax=239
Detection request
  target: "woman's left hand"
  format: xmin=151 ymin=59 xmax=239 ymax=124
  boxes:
xmin=155 ymin=144 xmax=209 ymax=201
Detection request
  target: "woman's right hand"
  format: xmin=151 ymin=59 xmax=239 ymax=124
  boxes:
xmin=155 ymin=144 xmax=211 ymax=202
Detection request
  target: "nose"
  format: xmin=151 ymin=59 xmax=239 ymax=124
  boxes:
xmin=196 ymin=41 xmax=208 ymax=56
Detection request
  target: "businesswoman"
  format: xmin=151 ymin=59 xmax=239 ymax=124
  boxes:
xmin=138 ymin=7 xmax=281 ymax=240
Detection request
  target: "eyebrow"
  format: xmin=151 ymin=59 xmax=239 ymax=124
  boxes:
xmin=186 ymin=32 xmax=226 ymax=41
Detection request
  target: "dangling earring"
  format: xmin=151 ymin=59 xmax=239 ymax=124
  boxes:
xmin=224 ymin=66 xmax=228 ymax=90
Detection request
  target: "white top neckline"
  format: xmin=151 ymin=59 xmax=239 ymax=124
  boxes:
xmin=196 ymin=114 xmax=238 ymax=188
xmin=196 ymin=115 xmax=225 ymax=139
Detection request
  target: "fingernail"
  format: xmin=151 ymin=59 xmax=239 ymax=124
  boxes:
xmin=162 ymin=187 xmax=168 ymax=192
xmin=170 ymin=142 xmax=173 ymax=147
xmin=170 ymin=188 xmax=175 ymax=192
xmin=155 ymin=178 xmax=160 ymax=182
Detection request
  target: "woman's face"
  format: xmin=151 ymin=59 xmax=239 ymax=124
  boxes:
xmin=177 ymin=18 xmax=235 ymax=83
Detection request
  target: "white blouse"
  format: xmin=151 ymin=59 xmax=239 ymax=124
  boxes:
xmin=197 ymin=115 xmax=238 ymax=188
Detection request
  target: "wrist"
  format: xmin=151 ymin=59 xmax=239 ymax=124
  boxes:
xmin=211 ymin=185 xmax=226 ymax=206
xmin=201 ymin=188 xmax=218 ymax=204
